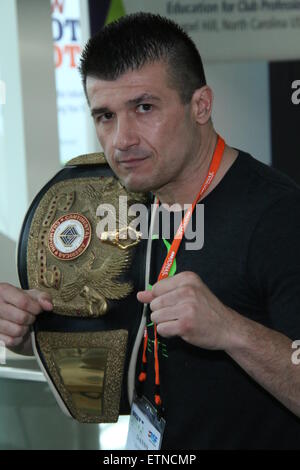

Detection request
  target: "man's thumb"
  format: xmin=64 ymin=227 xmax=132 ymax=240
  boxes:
xmin=28 ymin=289 xmax=53 ymax=311
xmin=137 ymin=290 xmax=154 ymax=304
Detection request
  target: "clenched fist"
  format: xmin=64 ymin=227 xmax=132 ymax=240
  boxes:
xmin=0 ymin=283 xmax=53 ymax=348
xmin=137 ymin=271 xmax=237 ymax=352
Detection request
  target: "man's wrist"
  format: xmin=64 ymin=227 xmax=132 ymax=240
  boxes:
xmin=221 ymin=307 xmax=256 ymax=356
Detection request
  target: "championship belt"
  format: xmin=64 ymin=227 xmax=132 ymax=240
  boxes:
xmin=17 ymin=153 xmax=148 ymax=423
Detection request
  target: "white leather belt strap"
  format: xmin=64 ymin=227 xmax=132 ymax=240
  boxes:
xmin=127 ymin=199 xmax=158 ymax=405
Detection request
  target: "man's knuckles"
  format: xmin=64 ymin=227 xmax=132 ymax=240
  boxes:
xmin=6 ymin=336 xmax=24 ymax=348
xmin=14 ymin=296 xmax=31 ymax=312
xmin=0 ymin=320 xmax=28 ymax=338
xmin=150 ymin=285 xmax=198 ymax=311
xmin=150 ymin=296 xmax=165 ymax=311
xmin=12 ymin=323 xmax=28 ymax=338
xmin=15 ymin=311 xmax=35 ymax=326
xmin=151 ymin=302 xmax=197 ymax=327
xmin=177 ymin=310 xmax=195 ymax=336
xmin=178 ymin=284 xmax=198 ymax=299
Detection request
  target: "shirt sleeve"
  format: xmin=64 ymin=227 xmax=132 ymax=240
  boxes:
xmin=246 ymin=190 xmax=300 ymax=339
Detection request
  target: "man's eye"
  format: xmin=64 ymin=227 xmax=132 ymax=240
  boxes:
xmin=101 ymin=112 xmax=114 ymax=122
xmin=137 ymin=104 xmax=152 ymax=113
xmin=96 ymin=112 xmax=113 ymax=123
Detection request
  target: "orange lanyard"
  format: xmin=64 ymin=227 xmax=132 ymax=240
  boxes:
xmin=138 ymin=135 xmax=226 ymax=413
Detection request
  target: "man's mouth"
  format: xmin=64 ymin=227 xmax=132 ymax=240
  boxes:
xmin=118 ymin=156 xmax=149 ymax=167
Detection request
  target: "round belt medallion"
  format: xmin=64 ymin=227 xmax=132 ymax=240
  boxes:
xmin=48 ymin=213 xmax=91 ymax=261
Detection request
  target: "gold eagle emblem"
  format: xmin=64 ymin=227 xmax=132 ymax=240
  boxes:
xmin=60 ymin=251 xmax=133 ymax=316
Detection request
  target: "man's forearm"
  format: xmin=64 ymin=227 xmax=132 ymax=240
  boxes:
xmin=140 ymin=271 xmax=300 ymax=417
xmin=226 ymin=308 xmax=300 ymax=417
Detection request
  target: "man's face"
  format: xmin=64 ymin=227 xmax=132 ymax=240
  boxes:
xmin=86 ymin=61 xmax=197 ymax=193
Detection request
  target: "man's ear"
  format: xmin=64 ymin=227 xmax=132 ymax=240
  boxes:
xmin=191 ymin=86 xmax=213 ymax=125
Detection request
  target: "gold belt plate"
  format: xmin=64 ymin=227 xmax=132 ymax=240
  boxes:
xmin=37 ymin=329 xmax=128 ymax=423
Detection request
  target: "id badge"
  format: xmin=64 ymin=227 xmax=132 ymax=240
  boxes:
xmin=126 ymin=394 xmax=166 ymax=450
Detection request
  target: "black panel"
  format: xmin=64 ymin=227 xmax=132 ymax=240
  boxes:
xmin=88 ymin=0 xmax=110 ymax=37
xmin=270 ymin=60 xmax=300 ymax=185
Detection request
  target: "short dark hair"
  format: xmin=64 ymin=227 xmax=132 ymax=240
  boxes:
xmin=79 ymin=12 xmax=206 ymax=104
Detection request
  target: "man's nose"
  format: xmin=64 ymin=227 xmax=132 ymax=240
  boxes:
xmin=113 ymin=116 xmax=140 ymax=151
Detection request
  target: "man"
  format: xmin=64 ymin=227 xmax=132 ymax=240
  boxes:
xmin=1 ymin=13 xmax=300 ymax=449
